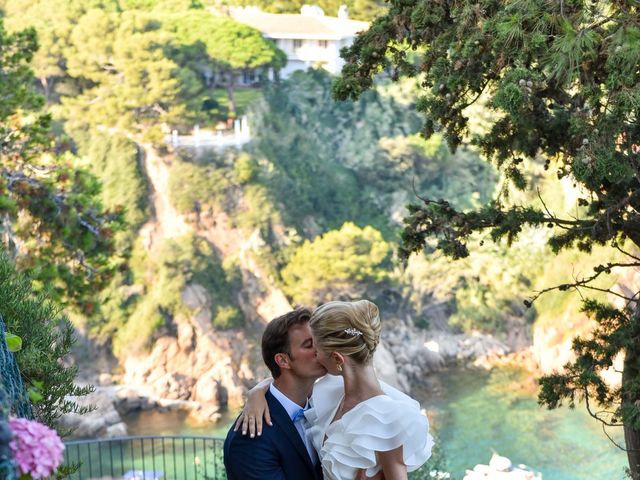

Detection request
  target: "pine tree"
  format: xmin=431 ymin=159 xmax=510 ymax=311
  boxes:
xmin=334 ymin=0 xmax=640 ymax=476
xmin=0 ymin=18 xmax=122 ymax=311
xmin=167 ymin=11 xmax=286 ymax=121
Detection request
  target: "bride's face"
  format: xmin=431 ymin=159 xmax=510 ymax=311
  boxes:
xmin=312 ymin=335 xmax=342 ymax=375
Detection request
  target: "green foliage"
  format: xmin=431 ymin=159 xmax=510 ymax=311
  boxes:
xmin=530 ymin=243 xmax=624 ymax=349
xmin=281 ymin=222 xmax=392 ymax=305
xmin=249 ymin=69 xmax=421 ymax=233
xmin=120 ymin=0 xmax=204 ymax=11
xmin=53 ymin=130 xmax=152 ymax=345
xmin=74 ymin=130 xmax=149 ymax=249
xmin=538 ymin=297 xmax=630 ymax=413
xmin=167 ymin=12 xmax=285 ymax=72
xmin=211 ymin=88 xmax=263 ymax=119
xmin=335 ymin=0 xmax=640 ymax=471
xmin=3 ymin=2 xmax=209 ymax=129
xmin=182 ymin=72 xmax=497 ymax=319
xmin=164 ymin=10 xmax=284 ymax=117
xmin=113 ymin=235 xmax=242 ymax=356
xmin=167 ymin=155 xmax=235 ymax=214
xmin=2 ymin=0 xmax=121 ymax=98
xmin=58 ymin=9 xmax=203 ymax=131
xmin=234 ymin=183 xmax=282 ymax=234
xmin=83 ymin=270 xmax=134 ymax=344
xmin=0 ymin=250 xmax=93 ymax=434
xmin=374 ymin=133 xmax=496 ymax=210
xmin=233 ymin=153 xmax=258 ymax=184
xmin=405 ymin=239 xmax=538 ymax=336
xmin=5 ymin=333 xmax=22 ymax=353
xmin=336 ymin=0 xmax=640 ymax=256
xmin=166 ymin=149 xmax=271 ymax=234
xmin=0 ymin=18 xmax=122 ymax=311
xmin=213 ymin=304 xmax=242 ymax=330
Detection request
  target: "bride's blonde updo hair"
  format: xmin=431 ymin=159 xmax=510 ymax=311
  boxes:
xmin=310 ymin=300 xmax=381 ymax=364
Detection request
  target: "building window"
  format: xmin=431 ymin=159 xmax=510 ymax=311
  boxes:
xmin=242 ymin=70 xmax=256 ymax=84
xmin=318 ymin=40 xmax=328 ymax=48
xmin=294 ymin=39 xmax=303 ymax=48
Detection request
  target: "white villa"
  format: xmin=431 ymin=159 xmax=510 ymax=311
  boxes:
xmin=231 ymin=5 xmax=369 ymax=79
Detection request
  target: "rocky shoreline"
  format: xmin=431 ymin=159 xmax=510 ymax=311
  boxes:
xmin=59 ymin=380 xmax=227 ymax=439
xmin=61 ymin=323 xmax=529 ymax=439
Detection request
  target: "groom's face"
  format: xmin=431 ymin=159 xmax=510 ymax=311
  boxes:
xmin=285 ymin=323 xmax=327 ymax=380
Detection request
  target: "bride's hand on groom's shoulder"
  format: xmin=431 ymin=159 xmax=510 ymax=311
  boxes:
xmin=234 ymin=380 xmax=272 ymax=438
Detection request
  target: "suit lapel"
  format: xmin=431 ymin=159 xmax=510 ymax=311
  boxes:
xmin=266 ymin=391 xmax=316 ymax=473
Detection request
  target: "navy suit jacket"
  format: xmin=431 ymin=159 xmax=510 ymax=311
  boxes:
xmin=224 ymin=390 xmax=323 ymax=480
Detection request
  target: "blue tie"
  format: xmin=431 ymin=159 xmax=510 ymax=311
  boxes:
xmin=292 ymin=408 xmax=306 ymax=423
xmin=292 ymin=407 xmax=316 ymax=464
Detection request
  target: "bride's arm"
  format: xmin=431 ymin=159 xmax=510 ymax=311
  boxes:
xmin=377 ymin=447 xmax=407 ymax=480
xmin=233 ymin=378 xmax=273 ymax=438
xmin=355 ymin=469 xmax=385 ymax=480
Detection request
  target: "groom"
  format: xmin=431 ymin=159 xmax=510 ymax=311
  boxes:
xmin=223 ymin=308 xmax=326 ymax=480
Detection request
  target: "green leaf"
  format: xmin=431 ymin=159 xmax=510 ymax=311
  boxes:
xmin=27 ymin=386 xmax=43 ymax=404
xmin=6 ymin=333 xmax=22 ymax=352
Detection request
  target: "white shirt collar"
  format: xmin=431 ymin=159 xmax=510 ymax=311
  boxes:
xmin=270 ymin=383 xmax=309 ymax=421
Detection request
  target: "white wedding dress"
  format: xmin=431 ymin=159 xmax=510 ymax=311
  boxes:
xmin=305 ymin=375 xmax=433 ymax=480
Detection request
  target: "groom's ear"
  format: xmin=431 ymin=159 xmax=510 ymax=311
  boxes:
xmin=274 ymin=353 xmax=291 ymax=370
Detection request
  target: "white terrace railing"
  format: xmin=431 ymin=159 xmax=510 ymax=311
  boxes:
xmin=167 ymin=117 xmax=251 ymax=150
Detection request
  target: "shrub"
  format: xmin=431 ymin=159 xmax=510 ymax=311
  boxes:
xmin=0 ymin=250 xmax=92 ymax=433
xmin=281 ymin=222 xmax=392 ymax=305
xmin=113 ymin=235 xmax=243 ymax=356
xmin=74 ymin=130 xmax=149 ymax=250
xmin=233 ymin=153 xmax=258 ymax=184
xmin=168 ymin=159 xmax=233 ymax=214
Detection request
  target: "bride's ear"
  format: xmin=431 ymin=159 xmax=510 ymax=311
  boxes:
xmin=331 ymin=352 xmax=345 ymax=368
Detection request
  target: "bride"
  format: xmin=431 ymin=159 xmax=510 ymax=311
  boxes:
xmin=238 ymin=300 xmax=433 ymax=480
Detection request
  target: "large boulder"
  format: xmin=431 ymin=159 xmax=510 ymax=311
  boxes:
xmin=58 ymin=387 xmax=126 ymax=438
xmin=373 ymin=341 xmax=409 ymax=392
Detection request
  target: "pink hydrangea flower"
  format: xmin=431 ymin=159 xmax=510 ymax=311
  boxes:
xmin=8 ymin=418 xmax=65 ymax=479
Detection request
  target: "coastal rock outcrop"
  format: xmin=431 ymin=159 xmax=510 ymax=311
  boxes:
xmin=122 ymin=299 xmax=255 ymax=421
xmin=463 ymin=453 xmax=541 ymax=479
xmin=58 ymin=387 xmax=127 ymax=439
xmin=380 ymin=314 xmax=512 ymax=391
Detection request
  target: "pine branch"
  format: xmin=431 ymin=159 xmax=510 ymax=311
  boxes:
xmin=527 ymin=261 xmax=640 ymax=306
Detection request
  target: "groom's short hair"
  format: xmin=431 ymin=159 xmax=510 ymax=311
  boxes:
xmin=262 ymin=308 xmax=311 ymax=378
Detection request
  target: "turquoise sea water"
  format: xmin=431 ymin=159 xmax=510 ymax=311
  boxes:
xmin=426 ymin=367 xmax=628 ymax=480
xmin=124 ymin=367 xmax=628 ymax=480
xmin=125 ymin=408 xmax=239 ymax=438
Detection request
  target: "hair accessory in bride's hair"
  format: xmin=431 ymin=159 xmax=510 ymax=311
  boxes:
xmin=343 ymin=327 xmax=363 ymax=336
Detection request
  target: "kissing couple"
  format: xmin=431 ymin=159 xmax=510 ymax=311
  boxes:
xmin=223 ymin=299 xmax=434 ymax=480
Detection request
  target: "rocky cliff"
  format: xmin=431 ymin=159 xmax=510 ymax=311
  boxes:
xmin=68 ymin=139 xmax=607 ymax=438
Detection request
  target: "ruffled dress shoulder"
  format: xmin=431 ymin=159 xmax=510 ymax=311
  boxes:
xmin=305 ymin=375 xmax=433 ymax=480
